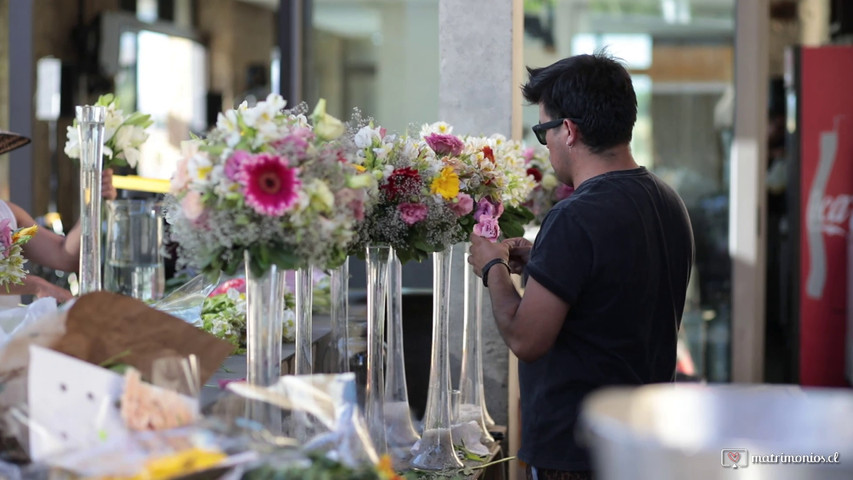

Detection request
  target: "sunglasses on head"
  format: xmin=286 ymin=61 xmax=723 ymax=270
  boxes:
xmin=531 ymin=117 xmax=580 ymax=145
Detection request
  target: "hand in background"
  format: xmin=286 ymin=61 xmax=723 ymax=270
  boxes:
xmin=502 ymin=237 xmax=532 ymax=274
xmin=31 ymin=275 xmax=74 ymax=303
xmin=102 ymin=168 xmax=117 ymax=200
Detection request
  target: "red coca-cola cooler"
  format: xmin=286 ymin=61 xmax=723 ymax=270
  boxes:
xmin=786 ymin=45 xmax=853 ymax=387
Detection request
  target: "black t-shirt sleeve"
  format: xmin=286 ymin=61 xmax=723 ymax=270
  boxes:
xmin=525 ymin=207 xmax=592 ymax=306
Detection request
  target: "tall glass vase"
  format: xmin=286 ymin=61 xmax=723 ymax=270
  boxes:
xmin=458 ymin=247 xmax=495 ymax=443
xmin=294 ymin=267 xmax=314 ymax=375
xmin=384 ymin=248 xmax=420 ymax=452
xmin=76 ymin=105 xmax=106 ymax=294
xmin=365 ymin=245 xmax=390 ymax=455
xmin=410 ymin=250 xmax=463 ymax=471
xmin=245 ymin=250 xmax=287 ymax=431
xmin=329 ymin=258 xmax=350 ymax=373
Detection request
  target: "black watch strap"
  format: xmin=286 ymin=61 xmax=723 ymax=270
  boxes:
xmin=482 ymin=258 xmax=511 ymax=288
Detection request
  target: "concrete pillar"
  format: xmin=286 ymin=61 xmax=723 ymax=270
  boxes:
xmin=439 ymin=0 xmax=522 ymax=430
xmin=731 ymin=0 xmax=769 ymax=383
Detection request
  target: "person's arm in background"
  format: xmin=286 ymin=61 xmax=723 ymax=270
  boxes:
xmin=11 ymin=168 xmax=116 ymax=273
xmin=1 ymin=275 xmax=74 ymax=302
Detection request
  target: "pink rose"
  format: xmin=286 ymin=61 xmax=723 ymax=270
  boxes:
xmin=556 ymin=184 xmax=575 ymax=201
xmin=209 ymin=277 xmax=247 ymax=297
xmin=473 ymin=215 xmax=501 ymax=242
xmin=473 ymin=197 xmax=504 ymax=222
xmin=451 ymin=193 xmax=474 ymax=217
xmin=181 ymin=190 xmax=205 ymax=222
xmin=398 ymin=202 xmax=429 ymax=225
xmin=522 ymin=147 xmax=535 ymax=163
xmin=424 ymin=133 xmax=464 ymax=156
xmin=225 ymin=150 xmax=252 ymax=181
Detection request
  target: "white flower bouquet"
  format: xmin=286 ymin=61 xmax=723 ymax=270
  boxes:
xmin=64 ymin=93 xmax=153 ymax=169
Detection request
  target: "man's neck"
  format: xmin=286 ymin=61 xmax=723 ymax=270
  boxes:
xmin=570 ymin=144 xmax=638 ymax=187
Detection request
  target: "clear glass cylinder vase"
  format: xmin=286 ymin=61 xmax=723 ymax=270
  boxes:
xmin=104 ymin=199 xmax=166 ymax=302
xmin=459 ymin=246 xmax=495 ymax=443
xmin=294 ymin=266 xmax=314 ymax=375
xmin=365 ymin=245 xmax=390 ymax=455
xmin=384 ymin=248 xmax=420 ymax=452
xmin=76 ymin=105 xmax=106 ymax=294
xmin=245 ymin=250 xmax=287 ymax=431
xmin=329 ymin=257 xmax=350 ymax=373
xmin=410 ymin=249 xmax=463 ymax=471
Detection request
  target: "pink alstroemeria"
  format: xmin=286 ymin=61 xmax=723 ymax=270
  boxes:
xmin=473 ymin=197 xmax=504 ymax=222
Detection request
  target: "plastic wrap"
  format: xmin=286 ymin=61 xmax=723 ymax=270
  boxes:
xmin=150 ymin=273 xmax=219 ymax=325
xmin=220 ymin=372 xmax=379 ymax=469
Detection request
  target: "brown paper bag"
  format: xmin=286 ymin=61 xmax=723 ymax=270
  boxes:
xmin=51 ymin=292 xmax=232 ymax=384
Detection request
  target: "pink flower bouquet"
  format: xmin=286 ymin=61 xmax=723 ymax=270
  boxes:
xmin=166 ymin=94 xmax=373 ymax=277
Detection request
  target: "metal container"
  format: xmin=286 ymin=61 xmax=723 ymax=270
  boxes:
xmin=579 ymin=384 xmax=853 ymax=479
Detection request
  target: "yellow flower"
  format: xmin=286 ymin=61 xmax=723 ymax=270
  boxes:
xmin=430 ymin=167 xmax=460 ymax=200
xmin=352 ymin=164 xmax=367 ymax=173
xmin=12 ymin=225 xmax=37 ymax=244
xmin=376 ymin=454 xmax=404 ymax=480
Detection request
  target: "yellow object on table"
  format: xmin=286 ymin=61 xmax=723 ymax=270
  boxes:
xmin=113 ymin=175 xmax=171 ymax=194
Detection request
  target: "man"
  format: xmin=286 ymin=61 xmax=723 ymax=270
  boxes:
xmin=468 ymin=53 xmax=694 ymax=480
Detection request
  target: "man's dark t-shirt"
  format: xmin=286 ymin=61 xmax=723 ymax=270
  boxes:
xmin=519 ymin=167 xmax=694 ymax=471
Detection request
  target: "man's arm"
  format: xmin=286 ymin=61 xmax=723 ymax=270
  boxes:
xmin=469 ymin=234 xmax=569 ymax=363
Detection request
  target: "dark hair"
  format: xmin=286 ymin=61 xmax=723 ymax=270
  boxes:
xmin=522 ymin=52 xmax=637 ymax=153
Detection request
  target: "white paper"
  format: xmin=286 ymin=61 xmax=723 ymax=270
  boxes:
xmin=27 ymin=345 xmax=128 ymax=460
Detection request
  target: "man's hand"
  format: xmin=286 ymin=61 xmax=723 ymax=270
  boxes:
xmin=102 ymin=168 xmax=117 ymax=200
xmin=502 ymin=237 xmax=532 ymax=274
xmin=468 ymin=233 xmax=510 ymax=277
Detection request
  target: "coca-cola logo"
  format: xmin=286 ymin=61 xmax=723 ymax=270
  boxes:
xmin=818 ymin=194 xmax=852 ymax=236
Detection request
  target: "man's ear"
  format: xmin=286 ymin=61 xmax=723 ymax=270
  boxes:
xmin=564 ymin=118 xmax=580 ymax=148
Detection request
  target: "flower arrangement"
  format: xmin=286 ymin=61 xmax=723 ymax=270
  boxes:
xmin=0 ymin=222 xmax=37 ymax=289
xmin=522 ymin=144 xmax=574 ymax=225
xmin=64 ymin=93 xmax=153 ymax=169
xmin=200 ymin=271 xmax=332 ymax=353
xmin=453 ymin=132 xmax=536 ymax=240
xmin=165 ymin=94 xmax=373 ymax=277
xmin=348 ymin=122 xmax=534 ymax=262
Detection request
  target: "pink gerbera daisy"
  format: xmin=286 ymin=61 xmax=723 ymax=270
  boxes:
xmin=238 ymin=153 xmax=301 ymax=216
